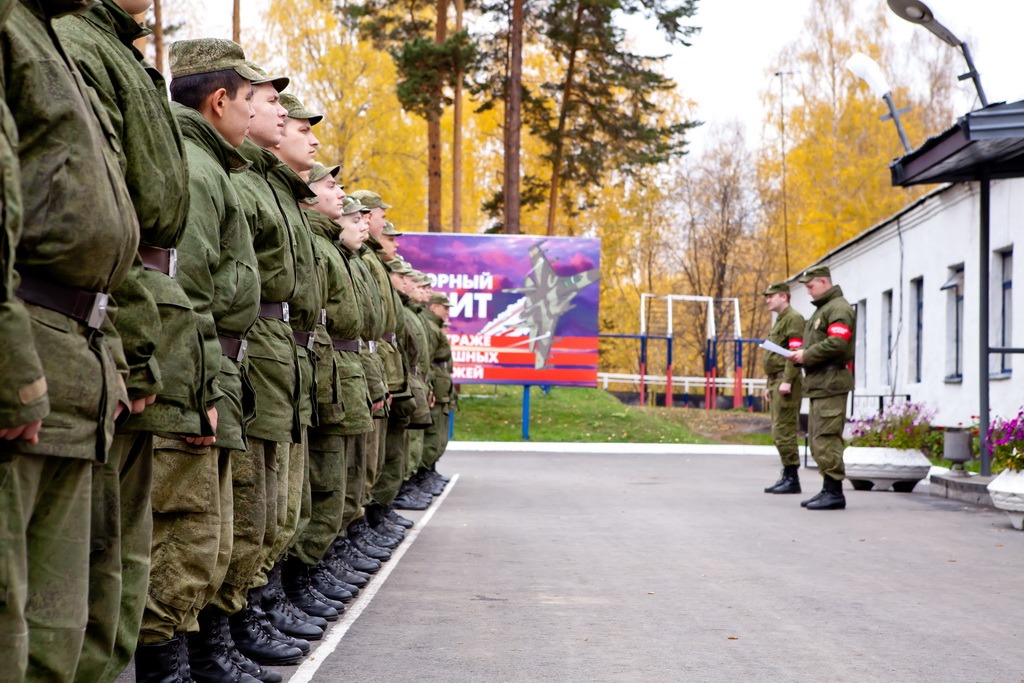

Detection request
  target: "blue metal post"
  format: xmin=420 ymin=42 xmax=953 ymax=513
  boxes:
xmin=522 ymin=385 xmax=531 ymax=441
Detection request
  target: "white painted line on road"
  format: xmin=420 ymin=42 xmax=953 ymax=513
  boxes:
xmin=287 ymin=474 xmax=460 ymax=683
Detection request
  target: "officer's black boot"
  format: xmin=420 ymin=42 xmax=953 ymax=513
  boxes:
xmin=187 ymin=606 xmax=260 ymax=682
xmin=228 ymin=593 xmax=303 ymax=667
xmin=804 ymin=476 xmax=846 ymax=510
xmin=765 ymin=465 xmax=801 ymax=494
xmin=224 ymin=618 xmax=284 ymax=683
xmin=281 ymin=556 xmax=341 ymax=621
xmin=323 ymin=547 xmax=369 ymax=587
xmin=309 ymin=561 xmax=356 ymax=602
xmin=346 ymin=522 xmax=392 ymax=561
xmin=332 ymin=536 xmax=382 ymax=573
xmin=134 ymin=634 xmax=193 ymax=683
xmin=246 ymin=586 xmax=310 ymax=656
xmin=262 ymin=565 xmax=326 ymax=641
xmin=352 ymin=514 xmax=401 ymax=549
xmin=367 ymin=503 xmax=405 ymax=540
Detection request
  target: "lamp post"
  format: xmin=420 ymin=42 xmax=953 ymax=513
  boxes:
xmin=845 ymin=52 xmax=912 ymax=153
xmin=887 ymin=0 xmax=989 ymax=108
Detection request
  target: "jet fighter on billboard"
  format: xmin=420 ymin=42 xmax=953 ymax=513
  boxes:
xmin=479 ymin=241 xmax=600 ymax=369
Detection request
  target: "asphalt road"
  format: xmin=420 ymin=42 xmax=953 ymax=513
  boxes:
xmin=271 ymin=450 xmax=1023 ymax=683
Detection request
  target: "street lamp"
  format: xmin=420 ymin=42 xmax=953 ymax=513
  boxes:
xmin=845 ymin=52 xmax=912 ymax=153
xmin=887 ymin=0 xmax=989 ymax=108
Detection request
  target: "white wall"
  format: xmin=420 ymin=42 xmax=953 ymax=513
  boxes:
xmin=787 ymin=179 xmax=1023 ymax=427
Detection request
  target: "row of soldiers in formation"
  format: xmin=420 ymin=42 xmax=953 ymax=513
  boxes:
xmin=1 ymin=2 xmax=456 ymax=682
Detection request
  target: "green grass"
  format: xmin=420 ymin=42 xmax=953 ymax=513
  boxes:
xmin=452 ymin=385 xmax=711 ymax=443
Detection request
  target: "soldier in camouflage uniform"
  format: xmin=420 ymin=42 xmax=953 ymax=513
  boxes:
xmin=0 ymin=1 xmax=139 ymax=679
xmin=790 ymin=265 xmax=855 ymax=511
xmin=420 ymin=292 xmax=455 ymax=487
xmin=136 ymin=39 xmax=262 ymax=683
xmin=295 ymin=164 xmax=377 ymax=610
xmin=53 ymin=3 xmax=210 ymax=680
xmin=760 ymin=281 xmax=805 ymax=495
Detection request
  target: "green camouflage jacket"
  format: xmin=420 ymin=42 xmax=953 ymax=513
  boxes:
xmin=2 ymin=0 xmax=139 ymax=461
xmin=54 ymin=0 xmax=211 ymax=437
xmin=345 ymin=245 xmax=387 ymax=407
xmin=763 ymin=304 xmax=805 ymax=386
xmin=307 ymin=210 xmax=372 ymax=436
xmin=173 ymin=102 xmax=260 ymax=451
xmin=802 ymin=285 xmax=855 ymax=398
xmin=421 ymin=307 xmax=454 ymax=405
xmin=362 ymin=238 xmax=407 ymax=398
xmin=267 ymin=164 xmax=320 ymax=430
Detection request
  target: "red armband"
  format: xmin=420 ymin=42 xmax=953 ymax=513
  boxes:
xmin=787 ymin=337 xmax=803 ymax=350
xmin=827 ymin=322 xmax=852 ymax=341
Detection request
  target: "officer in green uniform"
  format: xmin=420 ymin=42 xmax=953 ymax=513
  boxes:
xmin=420 ymin=292 xmax=455 ymax=486
xmin=761 ymin=281 xmax=805 ymax=495
xmin=1 ymin=1 xmax=139 ymax=679
xmin=790 ymin=265 xmax=855 ymax=511
xmin=295 ymin=164 xmax=376 ymax=607
xmin=53 ymin=4 xmax=208 ymax=680
xmin=137 ymin=39 xmax=262 ymax=682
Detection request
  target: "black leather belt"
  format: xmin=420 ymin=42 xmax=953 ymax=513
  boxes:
xmin=332 ymin=338 xmax=361 ymax=353
xmin=139 ymin=245 xmax=177 ymax=278
xmin=17 ymin=273 xmax=109 ymax=329
xmin=260 ymin=302 xmax=290 ymax=321
xmin=432 ymin=360 xmax=448 ymax=368
xmin=219 ymin=336 xmax=248 ymax=361
xmin=381 ymin=332 xmax=397 ymax=344
xmin=805 ymin=363 xmax=845 ymax=375
xmin=292 ymin=330 xmax=314 ymax=350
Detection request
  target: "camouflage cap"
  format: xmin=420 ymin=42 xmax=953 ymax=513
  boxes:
xmin=341 ymin=196 xmax=365 ymax=215
xmin=797 ymin=264 xmax=831 ymax=283
xmin=763 ymin=281 xmax=790 ymax=296
xmin=348 ymin=190 xmax=391 ymax=210
xmin=429 ymin=292 xmax=451 ymax=307
xmin=388 ymin=258 xmax=413 ymax=275
xmin=307 ymin=162 xmax=341 ymax=185
xmin=169 ymin=39 xmax=262 ymax=80
xmin=411 ymin=271 xmax=432 ymax=286
xmin=245 ymin=60 xmax=290 ymax=93
xmin=278 ymin=93 xmax=323 ymax=126
xmin=382 ymin=220 xmax=401 ymax=236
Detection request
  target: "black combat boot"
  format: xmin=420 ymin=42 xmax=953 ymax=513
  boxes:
xmin=225 ymin=623 xmax=284 ymax=683
xmin=414 ymin=468 xmax=445 ymax=495
xmin=262 ymin=565 xmax=326 ymax=641
xmin=323 ymin=547 xmax=369 ymax=587
xmin=134 ymin=634 xmax=193 ymax=683
xmin=765 ymin=465 xmax=801 ymax=494
xmin=386 ymin=507 xmax=415 ymax=529
xmin=309 ymin=562 xmax=356 ymax=602
xmin=281 ymin=556 xmax=341 ymax=621
xmin=333 ymin=537 xmax=382 ymax=573
xmin=351 ymin=515 xmax=400 ymax=549
xmin=228 ymin=594 xmax=303 ymax=666
xmin=804 ymin=476 xmax=847 ymax=510
xmin=187 ymin=606 xmax=260 ymax=682
xmin=367 ymin=503 xmax=406 ymax=540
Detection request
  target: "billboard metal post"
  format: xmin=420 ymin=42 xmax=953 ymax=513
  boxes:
xmin=522 ymin=385 xmax=531 ymax=440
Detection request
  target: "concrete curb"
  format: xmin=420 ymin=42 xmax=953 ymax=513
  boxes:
xmin=446 ymin=440 xmax=811 ymax=457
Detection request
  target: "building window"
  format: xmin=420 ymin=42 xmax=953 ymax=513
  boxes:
xmin=941 ymin=266 xmax=964 ymax=382
xmin=1000 ymin=250 xmax=1013 ymax=374
xmin=910 ymin=277 xmax=923 ymax=383
xmin=882 ymin=290 xmax=893 ymax=386
xmin=855 ymin=299 xmax=867 ymax=388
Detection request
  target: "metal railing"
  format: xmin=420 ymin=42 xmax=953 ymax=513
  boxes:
xmin=597 ymin=372 xmax=766 ymax=394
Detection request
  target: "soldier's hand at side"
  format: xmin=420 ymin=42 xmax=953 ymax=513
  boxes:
xmin=0 ymin=419 xmax=43 ymax=444
xmin=790 ymin=349 xmax=804 ymax=365
xmin=372 ymin=400 xmax=384 ymax=413
xmin=130 ymin=394 xmax=157 ymax=415
xmin=763 ymin=387 xmax=770 ymax=402
xmin=428 ymin=391 xmax=435 ymax=408
xmin=184 ymin=406 xmax=218 ymax=446
xmin=779 ymin=382 xmax=791 ymax=395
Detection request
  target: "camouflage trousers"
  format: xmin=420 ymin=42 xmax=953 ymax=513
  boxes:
xmin=768 ymin=377 xmax=802 ymax=468
xmin=809 ymin=393 xmax=849 ymax=481
xmin=0 ymin=454 xmax=91 ymax=682
xmin=209 ymin=444 xmax=268 ymax=615
xmin=421 ymin=405 xmax=450 ymax=470
xmin=372 ymin=417 xmax=408 ymax=507
xmin=361 ymin=418 xmax=386 ymax=509
xmin=262 ymin=434 xmax=310 ymax=572
xmin=75 ymin=432 xmax=153 ymax=683
xmin=406 ymin=429 xmax=424 ymax=478
xmin=342 ymin=431 xmax=369 ymax=530
xmin=140 ymin=441 xmax=231 ymax=643
xmin=291 ymin=433 xmax=356 ymax=565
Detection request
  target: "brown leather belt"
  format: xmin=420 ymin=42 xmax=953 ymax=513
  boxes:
xmin=805 ymin=363 xmax=845 ymax=375
xmin=219 ymin=336 xmax=248 ymax=361
xmin=139 ymin=245 xmax=177 ymax=278
xmin=381 ymin=332 xmax=397 ymax=345
xmin=332 ymin=338 xmax=361 ymax=353
xmin=17 ymin=272 xmax=109 ymax=329
xmin=260 ymin=302 xmax=290 ymax=321
xmin=292 ymin=330 xmax=314 ymax=350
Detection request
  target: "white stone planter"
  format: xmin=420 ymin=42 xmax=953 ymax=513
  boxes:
xmin=987 ymin=469 xmax=1024 ymax=530
xmin=843 ymin=446 xmax=933 ymax=492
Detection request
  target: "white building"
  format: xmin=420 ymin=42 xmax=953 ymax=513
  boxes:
xmin=788 ymin=178 xmax=1021 ymax=427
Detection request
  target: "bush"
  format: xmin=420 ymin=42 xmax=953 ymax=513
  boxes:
xmin=988 ymin=408 xmax=1024 ymax=473
xmin=849 ymin=402 xmax=935 ymax=451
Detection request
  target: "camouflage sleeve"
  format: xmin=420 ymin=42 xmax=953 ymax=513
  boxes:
xmin=106 ymin=255 xmax=163 ymax=399
xmin=801 ymin=304 xmax=854 ymax=368
xmin=782 ymin=310 xmax=805 ymax=385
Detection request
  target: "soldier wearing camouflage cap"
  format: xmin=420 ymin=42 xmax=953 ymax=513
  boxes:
xmin=419 ymin=291 xmax=455 ymax=490
xmin=761 ymin=281 xmax=806 ymax=497
xmin=790 ymin=265 xmax=856 ymax=511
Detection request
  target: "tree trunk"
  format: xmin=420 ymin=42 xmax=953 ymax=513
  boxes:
xmin=451 ymin=0 xmax=465 ymax=233
xmin=545 ymin=0 xmax=585 ymax=236
xmin=503 ymin=0 xmax=523 ymax=234
xmin=427 ymin=0 xmax=449 ymax=232
xmin=152 ymin=0 xmax=164 ymax=73
xmin=232 ymin=0 xmax=241 ymax=43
